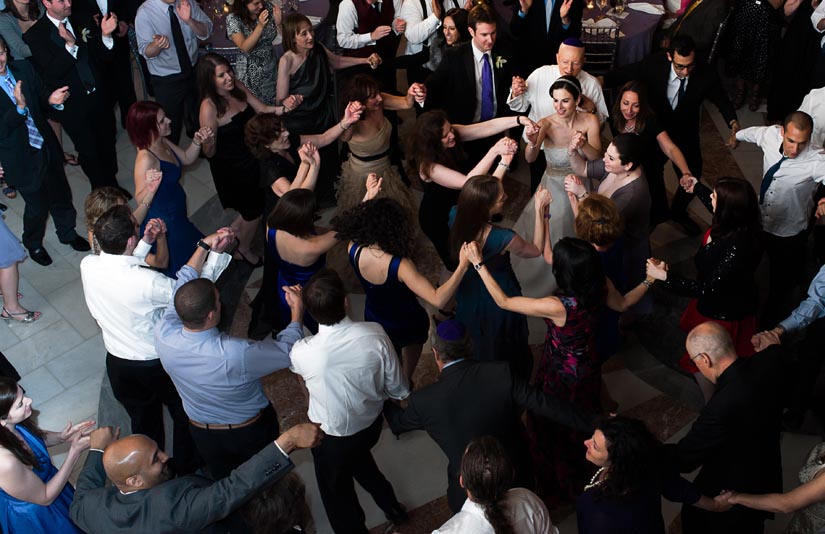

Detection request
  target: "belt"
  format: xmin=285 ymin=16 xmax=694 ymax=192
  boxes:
xmin=189 ymin=410 xmax=263 ymax=430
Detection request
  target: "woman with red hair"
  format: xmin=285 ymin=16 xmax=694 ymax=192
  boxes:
xmin=126 ymin=101 xmax=213 ymax=277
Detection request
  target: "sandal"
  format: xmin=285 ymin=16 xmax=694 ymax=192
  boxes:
xmin=0 ymin=292 xmax=23 ymax=301
xmin=63 ymin=152 xmax=79 ymax=166
xmin=1 ymin=307 xmax=41 ymax=324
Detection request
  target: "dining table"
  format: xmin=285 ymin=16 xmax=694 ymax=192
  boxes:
xmin=581 ymin=0 xmax=665 ymax=66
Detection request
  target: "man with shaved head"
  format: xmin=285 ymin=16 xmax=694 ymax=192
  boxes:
xmin=70 ymin=423 xmax=322 ymax=533
xmin=669 ymin=322 xmax=784 ymax=534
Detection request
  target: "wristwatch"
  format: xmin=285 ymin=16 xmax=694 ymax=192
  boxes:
xmin=473 ymin=261 xmax=484 ymax=271
xmin=196 ymin=239 xmax=211 ymax=251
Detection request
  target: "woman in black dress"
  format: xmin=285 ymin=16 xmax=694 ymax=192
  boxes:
xmin=726 ymin=0 xmax=783 ymax=110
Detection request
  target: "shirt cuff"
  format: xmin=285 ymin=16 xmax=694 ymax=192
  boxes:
xmin=90 ymin=448 xmax=105 ymax=453
xmin=15 ymin=106 xmax=28 ymax=116
xmin=562 ymin=22 xmax=570 ymax=29
xmin=273 ymin=440 xmax=288 ymax=457
xmin=66 ymin=43 xmax=78 ymax=58
xmin=133 ymin=239 xmax=152 ymax=261
xmin=102 ymin=35 xmax=114 ymax=49
xmin=777 ymin=317 xmax=798 ymax=334
xmin=517 ymin=10 xmax=526 ymax=17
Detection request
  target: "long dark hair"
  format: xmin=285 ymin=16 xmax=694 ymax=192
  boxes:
xmin=611 ymin=81 xmax=653 ymax=134
xmin=596 ymin=416 xmax=661 ymax=500
xmin=197 ymin=52 xmax=247 ymax=118
xmin=231 ymin=0 xmax=261 ymax=25
xmin=0 ymin=378 xmax=43 ymax=468
xmin=460 ymin=436 xmax=515 ymax=534
xmin=339 ymin=73 xmax=381 ymax=113
xmin=1 ymin=1 xmax=40 ymax=28
xmin=438 ymin=8 xmax=471 ymax=47
xmin=552 ymin=238 xmax=606 ymax=309
xmin=449 ymin=175 xmax=501 ymax=263
xmin=408 ymin=110 xmax=462 ymax=181
xmin=711 ymin=177 xmax=762 ymax=243
xmin=332 ymin=198 xmax=416 ymax=258
xmin=242 ymin=472 xmax=312 ymax=534
xmin=266 ymin=189 xmax=317 ymax=238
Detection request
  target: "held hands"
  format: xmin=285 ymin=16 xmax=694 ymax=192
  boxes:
xmin=751 ymin=328 xmax=782 ymax=352
xmin=371 ymin=25 xmax=392 ymax=41
xmin=283 ymin=284 xmax=304 ymax=317
xmin=462 ymin=241 xmax=483 ymax=265
xmin=203 ymin=227 xmax=235 ymax=253
xmin=534 ymin=184 xmax=552 ymax=213
xmin=510 ymin=76 xmax=527 ymax=98
xmin=408 ymin=83 xmax=427 ymax=107
xmin=714 ymin=491 xmax=737 ymax=511
xmin=282 ymin=94 xmax=304 ymax=113
xmin=393 ymin=17 xmax=406 ymax=33
xmin=366 ymin=53 xmax=382 ymax=70
xmin=194 ymin=126 xmax=214 ymax=145
xmin=521 ymin=117 xmax=540 ymax=139
xmin=645 ymin=258 xmax=668 ymax=281
xmin=563 ymin=174 xmax=586 ymax=197
xmin=176 ymin=0 xmax=192 ymax=23
xmin=568 ymin=131 xmax=586 ymax=153
xmin=257 ymin=8 xmax=270 ymax=26
xmin=152 ymin=34 xmax=171 ymax=49
xmin=278 ymin=422 xmax=324 ymax=452
xmin=89 ymin=426 xmax=121 ymax=451
xmin=815 ymin=198 xmax=825 ymax=218
xmin=58 ymin=22 xmax=76 ymax=47
xmin=726 ymin=121 xmax=740 ymax=149
xmin=298 ymin=142 xmax=319 ymax=166
xmin=492 ymin=137 xmax=518 ymax=157
xmin=343 ymin=100 xmax=364 ymax=126
xmin=143 ymin=218 xmax=165 ymax=244
xmin=101 ymin=13 xmax=118 ymax=38
xmin=365 ymin=173 xmax=383 ymax=200
xmin=679 ymin=174 xmax=698 ymax=193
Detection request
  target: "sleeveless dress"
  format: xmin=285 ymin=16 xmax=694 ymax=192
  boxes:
xmin=527 ymin=294 xmax=602 ymax=508
xmin=141 ymin=148 xmax=204 ymax=278
xmin=336 ymin=118 xmax=417 ymax=223
xmin=207 ymin=104 xmax=265 ymax=221
xmin=348 ymin=244 xmax=430 ymax=354
xmin=512 ymin=146 xmax=575 ymax=298
xmin=450 ymin=210 xmax=532 ymax=377
xmin=266 ymin=228 xmax=325 ymax=334
xmin=0 ymin=217 xmax=26 ymax=269
xmin=785 ymin=442 xmax=825 ymax=533
xmin=0 ymin=426 xmax=81 ymax=533
xmin=225 ymin=4 xmax=279 ymax=104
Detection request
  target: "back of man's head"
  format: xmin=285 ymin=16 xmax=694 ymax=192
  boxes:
xmin=303 ymin=269 xmax=347 ymax=326
xmin=174 ymin=278 xmax=218 ymax=330
xmin=102 ymin=434 xmax=163 ymax=492
xmin=432 ymin=320 xmax=472 ymax=364
xmin=93 ymin=205 xmax=136 ymax=255
xmin=686 ymin=322 xmax=737 ymax=365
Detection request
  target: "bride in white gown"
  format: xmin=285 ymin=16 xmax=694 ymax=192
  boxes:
xmin=512 ymin=75 xmax=602 ymax=298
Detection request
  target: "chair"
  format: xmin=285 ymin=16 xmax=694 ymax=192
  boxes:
xmin=581 ymin=23 xmax=619 ymax=77
xmin=200 ymin=46 xmax=248 ymax=80
xmin=707 ymin=7 xmax=734 ymax=64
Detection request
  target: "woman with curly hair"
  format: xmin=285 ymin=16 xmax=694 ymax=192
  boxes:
xmin=332 ymin=198 xmax=470 ymax=381
xmin=577 ymin=416 xmax=726 ymax=533
xmin=433 ymin=435 xmax=556 ymax=534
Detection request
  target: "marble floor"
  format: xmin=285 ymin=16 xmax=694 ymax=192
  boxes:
xmin=2 ymin=96 xmax=820 ymax=534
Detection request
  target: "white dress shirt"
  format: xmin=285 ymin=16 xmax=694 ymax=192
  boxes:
xmin=666 ymin=65 xmax=688 ymax=110
xmin=46 ymin=13 xmax=113 ymax=59
xmin=432 ymin=488 xmax=557 ymax=534
xmin=799 ymin=87 xmax=825 ymax=149
xmin=81 ymin=250 xmax=230 ymax=361
xmin=336 ymin=0 xmax=403 ymax=50
xmin=506 ymin=64 xmax=608 ymax=127
xmin=289 ymin=317 xmax=409 ymax=437
xmin=471 ymin=41 xmax=498 ymax=123
xmin=736 ymin=125 xmax=825 ymax=237
xmin=812 ymin=0 xmax=825 ymax=48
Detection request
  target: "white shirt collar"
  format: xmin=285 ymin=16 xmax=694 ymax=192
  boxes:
xmin=668 ymin=64 xmax=682 ymax=85
xmin=471 ymin=41 xmax=489 ymax=64
xmin=317 ymin=316 xmax=353 ymax=333
xmin=46 ymin=13 xmax=69 ymax=29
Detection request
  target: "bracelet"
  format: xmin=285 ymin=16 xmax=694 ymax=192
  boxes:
xmin=141 ymin=200 xmax=151 ymax=208
xmin=515 ymin=116 xmax=521 ymax=127
xmin=196 ymin=239 xmax=211 ymax=251
xmin=577 ymin=192 xmax=589 ymax=201
xmin=543 ymin=213 xmax=552 ymax=219
xmin=473 ymin=261 xmax=484 ymax=271
xmin=498 ymin=162 xmax=510 ymax=171
xmin=192 ymin=140 xmax=202 ymax=147
xmin=340 ymin=121 xmax=350 ymax=131
xmin=642 ymin=279 xmax=653 ymax=288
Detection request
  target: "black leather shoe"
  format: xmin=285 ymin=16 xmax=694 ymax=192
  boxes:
xmin=0 ymin=203 xmax=6 ymax=212
xmin=670 ymin=213 xmax=701 ymax=236
xmin=61 ymin=235 xmax=91 ymax=252
xmin=27 ymin=247 xmax=53 ymax=266
xmin=385 ymin=503 xmax=409 ymax=525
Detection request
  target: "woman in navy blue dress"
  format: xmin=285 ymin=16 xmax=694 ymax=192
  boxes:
xmin=0 ymin=378 xmax=94 ymax=533
xmin=333 ymin=198 xmax=470 ymax=382
xmin=127 ymin=101 xmax=208 ymax=277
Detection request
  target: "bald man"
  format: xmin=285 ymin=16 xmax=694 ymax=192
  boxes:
xmin=70 ymin=423 xmax=322 ymax=533
xmin=669 ymin=322 xmax=783 ymax=534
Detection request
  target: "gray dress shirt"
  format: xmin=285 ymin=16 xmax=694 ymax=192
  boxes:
xmin=135 ymin=0 xmax=213 ymax=77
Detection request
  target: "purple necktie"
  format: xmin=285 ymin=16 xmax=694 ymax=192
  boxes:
xmin=480 ymin=53 xmax=494 ymax=121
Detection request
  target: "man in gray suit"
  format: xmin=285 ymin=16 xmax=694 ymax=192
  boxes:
xmin=70 ymin=423 xmax=322 ymax=533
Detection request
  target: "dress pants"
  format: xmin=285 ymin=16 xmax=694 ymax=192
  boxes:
xmin=762 ymin=229 xmax=809 ymax=328
xmin=786 ymin=316 xmax=825 ymax=421
xmin=311 ymin=415 xmax=402 ymax=534
xmin=104 ymin=34 xmax=138 ymax=128
xmin=682 ymin=502 xmax=765 ymax=534
xmin=56 ymin=89 xmax=119 ymax=190
xmin=187 ymin=403 xmax=279 ymax=480
xmin=151 ymin=71 xmax=198 ymax=144
xmin=105 ymin=352 xmax=201 ymax=474
xmin=16 ymin=144 xmax=79 ymax=251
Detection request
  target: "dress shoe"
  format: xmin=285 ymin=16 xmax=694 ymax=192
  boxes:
xmin=61 ymin=235 xmax=91 ymax=252
xmin=0 ymin=202 xmax=6 ymax=212
xmin=27 ymin=247 xmax=53 ymax=266
xmin=385 ymin=503 xmax=409 ymax=525
xmin=670 ymin=213 xmax=701 ymax=236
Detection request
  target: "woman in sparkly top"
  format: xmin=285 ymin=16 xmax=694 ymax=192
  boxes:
xmin=577 ymin=416 xmax=725 ymax=534
xmin=646 ymin=177 xmax=763 ymax=403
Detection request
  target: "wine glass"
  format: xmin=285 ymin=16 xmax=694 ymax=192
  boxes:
xmin=586 ymin=0 xmax=595 ymax=9
xmin=615 ymin=0 xmax=625 ymax=14
xmin=598 ymin=0 xmax=609 ymax=10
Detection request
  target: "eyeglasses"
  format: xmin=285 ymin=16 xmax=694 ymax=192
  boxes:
xmin=673 ymin=62 xmax=695 ymax=71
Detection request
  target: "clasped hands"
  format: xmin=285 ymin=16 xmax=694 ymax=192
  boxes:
xmin=645 ymin=257 xmax=669 ymax=281
xmin=142 ymin=217 xmax=168 ymax=244
xmin=203 ymin=227 xmax=236 ymax=254
xmin=407 ymin=83 xmax=427 ymax=107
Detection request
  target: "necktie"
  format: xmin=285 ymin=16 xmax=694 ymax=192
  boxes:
xmin=373 ymin=1 xmax=381 ymax=13
xmin=545 ymin=0 xmax=555 ymax=33
xmin=480 ymin=53 xmax=494 ymax=121
xmin=61 ymin=21 xmax=76 ymax=41
xmin=168 ymin=5 xmax=192 ymax=77
xmin=4 ymin=76 xmax=44 ymax=150
xmin=759 ymin=155 xmax=787 ymax=204
xmin=677 ymin=77 xmax=686 ymax=108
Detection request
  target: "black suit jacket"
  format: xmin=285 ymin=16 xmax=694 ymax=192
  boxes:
xmin=669 ymin=0 xmax=730 ymax=62
xmin=425 ymin=40 xmax=518 ymax=125
xmin=510 ymin=0 xmax=583 ymax=74
xmin=384 ymin=360 xmax=594 ymax=487
xmin=671 ymin=348 xmax=784 ymax=522
xmin=603 ymin=51 xmax=736 ymax=153
xmin=70 ymin=442 xmax=294 ymax=533
xmin=0 ymin=61 xmax=61 ymax=193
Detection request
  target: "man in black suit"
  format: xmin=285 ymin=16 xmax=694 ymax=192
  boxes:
xmin=0 ymin=37 xmax=90 ymax=266
xmin=24 ymin=0 xmax=122 ymax=194
xmin=71 ymin=423 xmax=322 ymax=533
xmin=603 ymin=35 xmax=739 ymax=235
xmin=74 ymin=0 xmax=136 ymax=128
xmin=384 ymin=320 xmax=595 ymax=513
xmin=510 ymin=0 xmax=582 ymax=74
xmin=671 ymin=322 xmax=783 ymax=534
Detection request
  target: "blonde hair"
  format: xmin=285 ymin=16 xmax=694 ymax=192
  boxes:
xmin=574 ymin=194 xmax=623 ymax=247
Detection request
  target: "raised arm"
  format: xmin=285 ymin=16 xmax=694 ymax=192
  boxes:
xmin=397 ymin=251 xmax=470 ymax=309
xmin=605 ymin=275 xmax=655 ymax=312
xmin=300 ymin=101 xmax=364 ymax=147
xmin=453 ymin=115 xmax=536 ymax=142
xmin=656 ymin=130 xmax=692 ymax=178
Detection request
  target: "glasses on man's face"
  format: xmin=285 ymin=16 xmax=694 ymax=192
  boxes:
xmin=673 ymin=62 xmax=695 ymax=72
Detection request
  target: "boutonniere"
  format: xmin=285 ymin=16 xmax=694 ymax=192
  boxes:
xmin=81 ymin=28 xmax=91 ymax=42
xmin=494 ymin=56 xmax=507 ymax=69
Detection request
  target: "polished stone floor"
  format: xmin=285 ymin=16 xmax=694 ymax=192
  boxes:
xmin=2 ymin=95 xmax=821 ymax=533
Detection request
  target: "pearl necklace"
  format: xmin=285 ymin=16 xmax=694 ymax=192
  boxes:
xmin=584 ymin=466 xmax=607 ymax=491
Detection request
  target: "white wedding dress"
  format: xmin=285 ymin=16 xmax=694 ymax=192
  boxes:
xmin=512 ymin=146 xmax=577 ymax=298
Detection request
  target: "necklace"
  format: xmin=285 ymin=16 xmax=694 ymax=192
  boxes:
xmin=584 ymin=466 xmax=607 ymax=491
xmin=623 ymin=122 xmax=636 ymax=133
